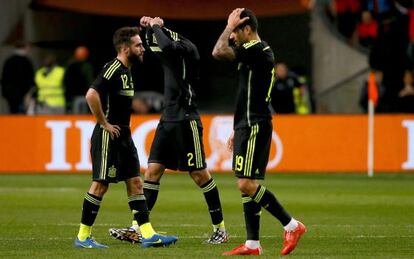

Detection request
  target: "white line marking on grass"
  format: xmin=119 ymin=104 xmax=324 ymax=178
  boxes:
xmin=184 ymin=235 xmax=414 ymax=239
xmin=57 ymin=223 xmax=242 ymax=227
xmin=0 ymin=187 xmax=78 ymax=192
xmin=56 ymin=223 xmax=414 ymax=228
xmin=1 ymin=235 xmax=413 ymax=242
xmin=311 ymin=224 xmax=414 ymax=228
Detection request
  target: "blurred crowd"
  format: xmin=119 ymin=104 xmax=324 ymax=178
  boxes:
xmin=270 ymin=63 xmax=313 ymax=115
xmin=323 ymin=0 xmax=414 ymax=112
xmin=0 ymin=41 xmax=313 ymax=116
xmin=0 ymin=42 xmax=163 ymax=115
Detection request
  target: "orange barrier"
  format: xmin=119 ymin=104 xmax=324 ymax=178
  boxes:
xmin=0 ymin=115 xmax=413 ymax=173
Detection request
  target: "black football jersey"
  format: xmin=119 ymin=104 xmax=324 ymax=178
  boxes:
xmin=232 ymin=40 xmax=275 ymax=129
xmin=145 ymin=26 xmax=200 ymax=122
xmin=91 ymin=59 xmax=134 ymax=126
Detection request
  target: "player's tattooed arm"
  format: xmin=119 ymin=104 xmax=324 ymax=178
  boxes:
xmin=212 ymin=27 xmax=235 ymax=61
xmin=212 ymin=8 xmax=249 ymax=60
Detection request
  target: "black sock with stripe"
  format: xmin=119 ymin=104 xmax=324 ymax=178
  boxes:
xmin=143 ymin=180 xmax=160 ymax=212
xmin=242 ymin=194 xmax=261 ymax=240
xmin=81 ymin=192 xmax=102 ymax=226
xmin=252 ymin=185 xmax=292 ymax=226
xmin=201 ymin=178 xmax=224 ymax=226
xmin=128 ymin=194 xmax=150 ymax=225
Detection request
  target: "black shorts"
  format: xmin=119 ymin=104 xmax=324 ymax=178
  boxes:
xmin=233 ymin=120 xmax=272 ymax=180
xmin=148 ymin=119 xmax=207 ymax=171
xmin=91 ymin=124 xmax=140 ymax=183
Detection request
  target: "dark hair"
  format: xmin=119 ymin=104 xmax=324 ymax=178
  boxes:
xmin=237 ymin=8 xmax=258 ymax=32
xmin=113 ymin=27 xmax=139 ymax=52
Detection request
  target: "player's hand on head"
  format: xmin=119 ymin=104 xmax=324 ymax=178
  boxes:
xmin=150 ymin=17 xmax=164 ymax=27
xmin=103 ymin=122 xmax=121 ymax=139
xmin=140 ymin=16 xmax=152 ymax=27
xmin=227 ymin=8 xmax=249 ymax=30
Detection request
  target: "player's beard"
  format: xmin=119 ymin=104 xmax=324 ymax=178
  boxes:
xmin=128 ymin=53 xmax=143 ymax=65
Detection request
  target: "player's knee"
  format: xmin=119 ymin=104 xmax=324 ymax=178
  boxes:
xmin=129 ymin=177 xmax=143 ymax=190
xmin=145 ymin=164 xmax=164 ymax=181
xmin=237 ymin=178 xmax=257 ymax=196
xmin=88 ymin=181 xmax=109 ymax=197
xmin=190 ymin=169 xmax=211 ymax=186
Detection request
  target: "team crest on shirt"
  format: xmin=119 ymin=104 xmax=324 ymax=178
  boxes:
xmin=108 ymin=165 xmax=117 ymax=178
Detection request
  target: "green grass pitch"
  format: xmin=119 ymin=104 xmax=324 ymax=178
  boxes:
xmin=0 ymin=173 xmax=413 ymax=258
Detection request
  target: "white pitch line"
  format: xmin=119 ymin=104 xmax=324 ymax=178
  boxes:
xmin=0 ymin=235 xmax=413 ymax=242
xmin=0 ymin=187 xmax=78 ymax=192
xmin=54 ymin=223 xmax=414 ymax=228
xmin=56 ymin=223 xmax=243 ymax=227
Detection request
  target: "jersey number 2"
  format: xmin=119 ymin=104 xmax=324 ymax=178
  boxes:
xmin=187 ymin=153 xmax=194 ymax=166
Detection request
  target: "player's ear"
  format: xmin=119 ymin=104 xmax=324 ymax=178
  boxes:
xmin=244 ymin=25 xmax=252 ymax=34
xmin=121 ymin=44 xmax=129 ymax=55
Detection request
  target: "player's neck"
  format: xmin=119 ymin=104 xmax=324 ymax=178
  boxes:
xmin=247 ymin=33 xmax=260 ymax=42
xmin=116 ymin=54 xmax=131 ymax=68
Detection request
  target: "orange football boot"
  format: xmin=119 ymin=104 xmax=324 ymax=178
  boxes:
xmin=222 ymin=244 xmax=263 ymax=256
xmin=280 ymin=221 xmax=306 ymax=256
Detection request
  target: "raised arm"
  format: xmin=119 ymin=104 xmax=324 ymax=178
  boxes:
xmin=149 ymin=17 xmax=175 ymax=50
xmin=150 ymin=17 xmax=197 ymax=56
xmin=212 ymin=8 xmax=249 ymax=61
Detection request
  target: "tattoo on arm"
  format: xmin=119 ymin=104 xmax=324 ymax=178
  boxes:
xmin=212 ymin=27 xmax=236 ymax=60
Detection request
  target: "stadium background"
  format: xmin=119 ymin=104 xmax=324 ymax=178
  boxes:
xmin=1 ymin=0 xmax=311 ymax=113
xmin=0 ymin=1 xmax=413 ymax=258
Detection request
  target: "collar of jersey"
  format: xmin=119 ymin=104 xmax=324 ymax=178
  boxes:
xmin=243 ymin=40 xmax=261 ymax=49
xmin=115 ymin=58 xmax=128 ymax=68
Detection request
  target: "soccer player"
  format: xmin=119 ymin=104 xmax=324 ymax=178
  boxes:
xmin=212 ymin=8 xmax=306 ymax=256
xmin=74 ymin=26 xmax=177 ymax=248
xmin=110 ymin=17 xmax=228 ymax=244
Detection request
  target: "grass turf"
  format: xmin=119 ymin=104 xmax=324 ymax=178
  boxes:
xmin=0 ymin=173 xmax=413 ymax=258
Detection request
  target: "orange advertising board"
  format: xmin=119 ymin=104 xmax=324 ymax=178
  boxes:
xmin=0 ymin=115 xmax=413 ymax=173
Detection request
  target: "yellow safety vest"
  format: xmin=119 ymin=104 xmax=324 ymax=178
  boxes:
xmin=293 ymin=78 xmax=311 ymax=115
xmin=35 ymin=66 xmax=65 ymax=108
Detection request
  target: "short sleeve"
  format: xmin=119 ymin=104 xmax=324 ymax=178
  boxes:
xmin=233 ymin=43 xmax=262 ymax=64
xmin=232 ymin=46 xmax=250 ymax=63
xmin=234 ymin=42 xmax=271 ymax=67
xmin=91 ymin=60 xmax=120 ymax=95
xmin=91 ymin=73 xmax=109 ymax=95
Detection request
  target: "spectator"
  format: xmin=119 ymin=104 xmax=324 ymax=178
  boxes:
xmin=369 ymin=1 xmax=410 ymax=112
xmin=398 ymin=69 xmax=414 ymax=112
xmin=270 ymin=63 xmax=306 ymax=114
xmin=64 ymin=46 xmax=94 ymax=113
xmin=357 ymin=10 xmax=378 ymax=47
xmin=34 ymin=54 xmax=65 ymax=114
xmin=406 ymin=4 xmax=414 ymax=66
xmin=365 ymin=0 xmax=393 ymax=21
xmin=333 ymin=0 xmax=361 ymax=39
xmin=1 ymin=41 xmax=34 ymax=114
xmin=293 ymin=75 xmax=312 ymax=115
